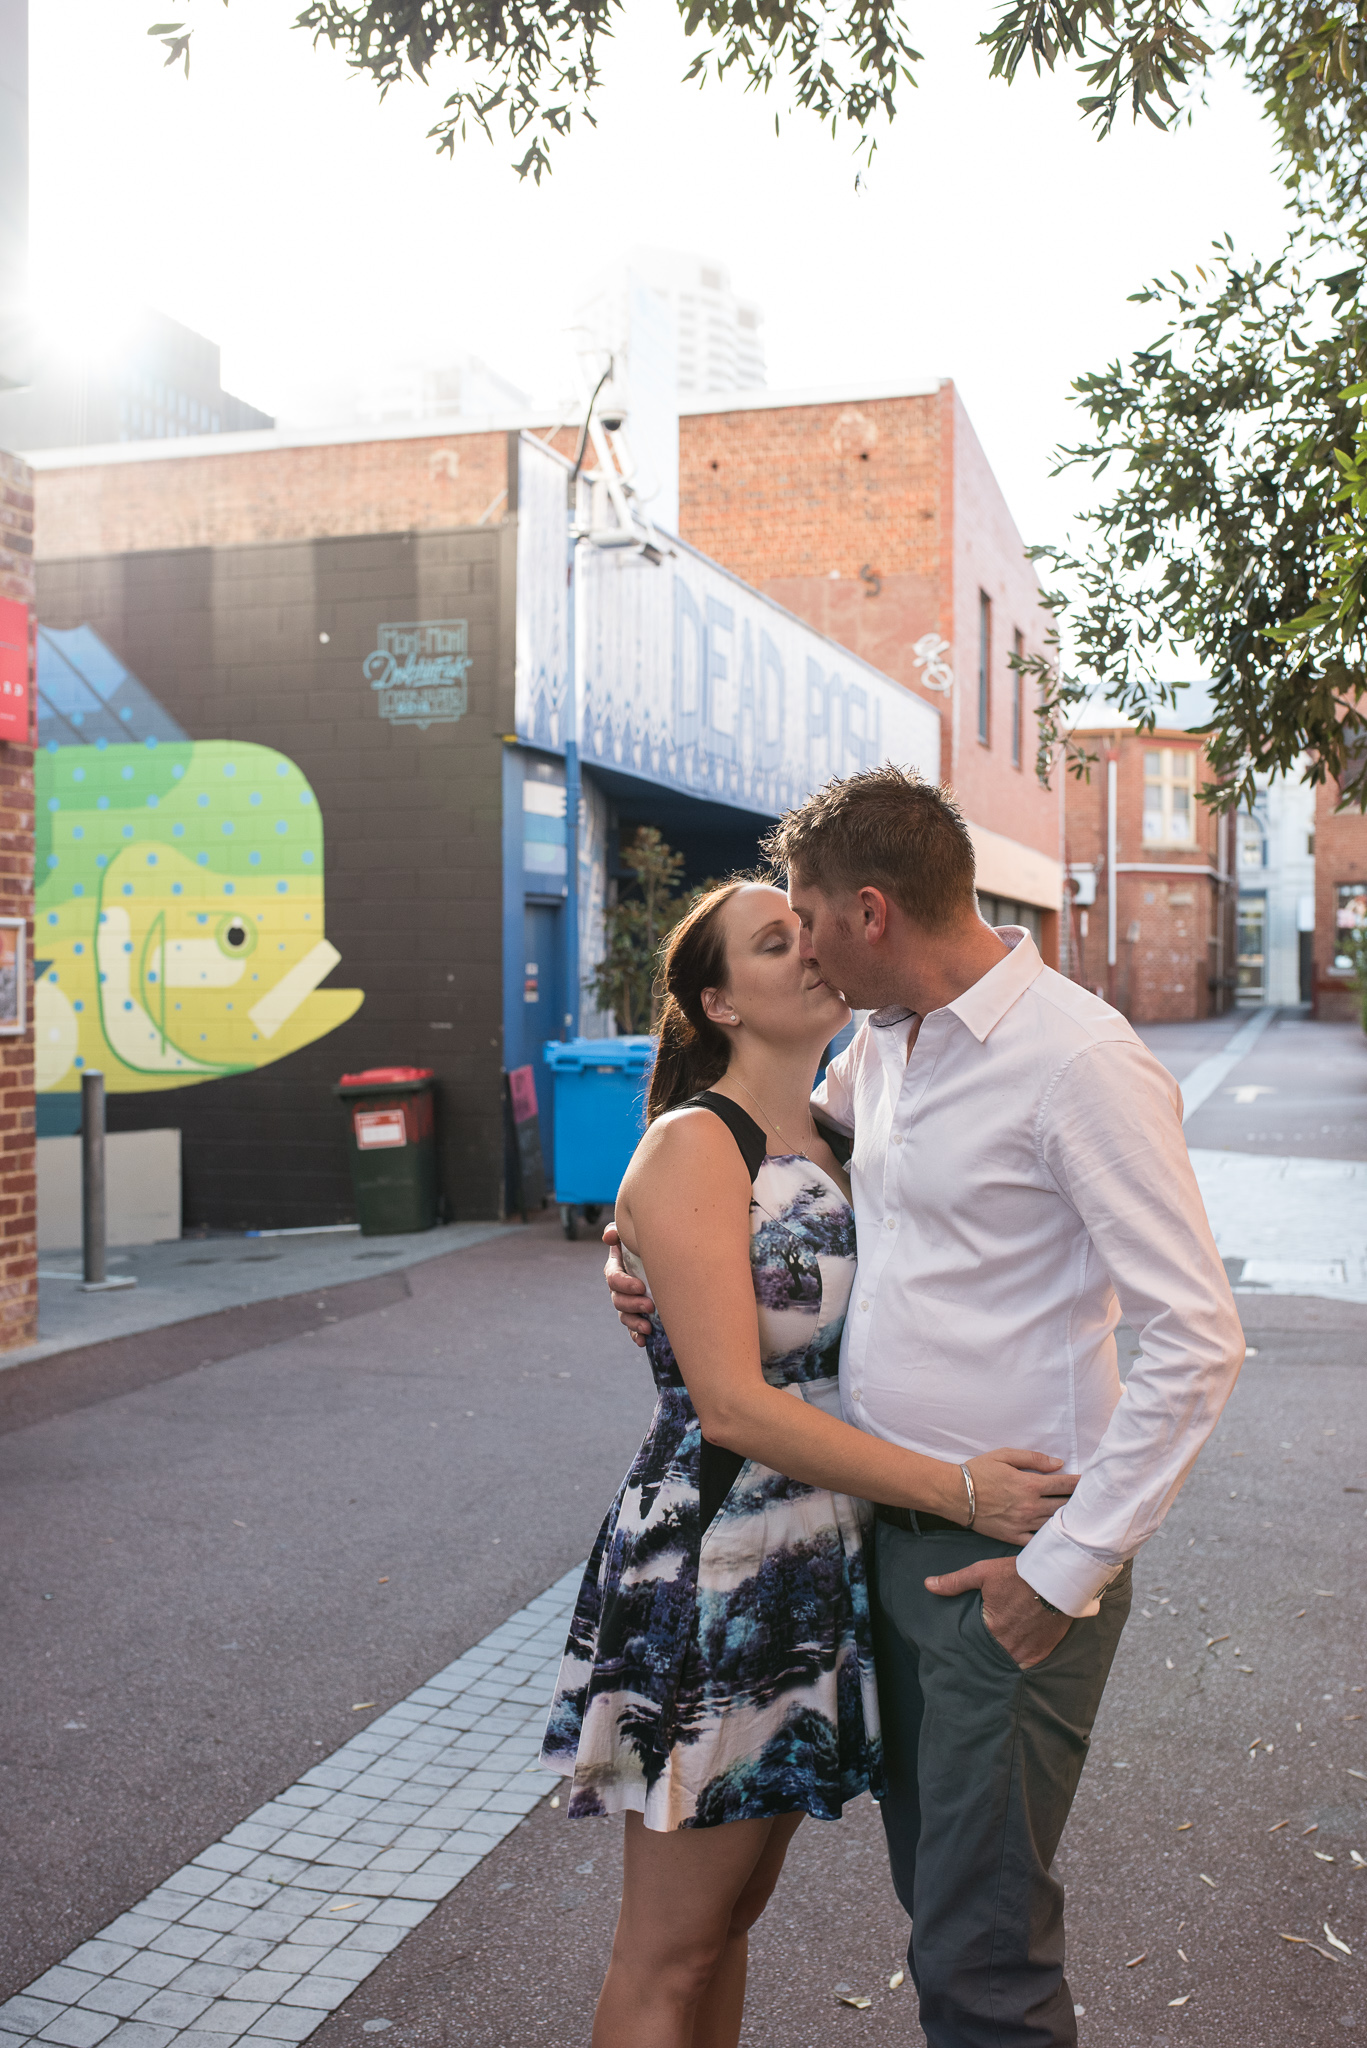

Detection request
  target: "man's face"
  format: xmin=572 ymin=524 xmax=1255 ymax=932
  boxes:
xmin=787 ymin=872 xmax=889 ymax=1011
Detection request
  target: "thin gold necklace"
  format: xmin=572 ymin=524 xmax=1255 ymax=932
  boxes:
xmin=733 ymin=1077 xmax=818 ymax=1159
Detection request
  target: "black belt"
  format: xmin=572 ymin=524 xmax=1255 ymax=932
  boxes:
xmin=874 ymin=1503 xmax=967 ymax=1535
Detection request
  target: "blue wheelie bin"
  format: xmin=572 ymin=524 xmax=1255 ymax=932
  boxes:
xmin=541 ymin=1036 xmax=656 ymax=1239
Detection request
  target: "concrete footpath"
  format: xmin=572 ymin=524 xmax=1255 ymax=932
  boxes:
xmin=2 ymin=1005 xmax=1365 ymax=2046
xmin=16 ymin=1224 xmax=520 ymax=1371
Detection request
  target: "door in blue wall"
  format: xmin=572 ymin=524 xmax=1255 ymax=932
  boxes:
xmin=523 ymin=901 xmax=563 ymax=1185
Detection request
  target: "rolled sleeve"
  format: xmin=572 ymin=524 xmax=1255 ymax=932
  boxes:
xmin=1016 ymin=1038 xmax=1245 ymax=1618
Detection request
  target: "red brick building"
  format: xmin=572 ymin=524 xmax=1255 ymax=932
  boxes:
xmin=1312 ymin=776 xmax=1367 ymax=1023
xmin=679 ymin=382 xmax=1063 ymax=954
xmin=32 ymin=380 xmax=1064 ymax=960
xmin=1064 ymin=714 xmax=1236 ymax=1022
xmin=0 ymin=448 xmax=37 ymax=1352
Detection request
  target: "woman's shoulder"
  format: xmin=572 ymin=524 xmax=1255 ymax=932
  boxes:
xmin=633 ymin=1101 xmax=752 ymax=1172
xmin=620 ymin=1101 xmax=756 ymax=1212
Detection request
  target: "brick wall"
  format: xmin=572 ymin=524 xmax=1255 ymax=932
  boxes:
xmin=679 ymin=387 xmax=1063 ymax=885
xmin=33 ymin=430 xmax=543 ymax=555
xmin=1065 ymin=727 xmax=1234 ymax=1022
xmin=1313 ymin=777 xmax=1367 ymax=1023
xmin=40 ymin=528 xmax=513 ymax=1229
xmin=0 ymin=449 xmax=37 ymax=1350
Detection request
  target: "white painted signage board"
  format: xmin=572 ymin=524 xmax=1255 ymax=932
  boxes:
xmin=514 ymin=435 xmax=940 ymax=812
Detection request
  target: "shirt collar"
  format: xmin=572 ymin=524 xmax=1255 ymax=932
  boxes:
xmin=946 ymin=927 xmax=1043 ymax=1043
xmin=866 ymin=928 xmax=1044 ymax=1040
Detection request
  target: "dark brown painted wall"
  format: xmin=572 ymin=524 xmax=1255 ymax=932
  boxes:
xmin=38 ymin=523 xmax=515 ymax=1228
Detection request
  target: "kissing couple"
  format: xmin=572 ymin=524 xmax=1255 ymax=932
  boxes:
xmin=539 ymin=766 xmax=1243 ymax=2047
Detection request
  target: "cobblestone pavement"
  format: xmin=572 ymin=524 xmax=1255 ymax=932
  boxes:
xmin=4 ymin=1010 xmax=1366 ymax=2046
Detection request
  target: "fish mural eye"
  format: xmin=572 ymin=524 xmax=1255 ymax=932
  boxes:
xmin=33 ymin=626 xmax=363 ymax=1111
xmin=216 ymin=914 xmax=256 ymax=959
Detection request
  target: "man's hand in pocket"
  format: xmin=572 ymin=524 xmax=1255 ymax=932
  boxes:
xmin=925 ymin=1556 xmax=1072 ymax=1669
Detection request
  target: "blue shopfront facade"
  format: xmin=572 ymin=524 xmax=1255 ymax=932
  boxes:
xmin=500 ymin=435 xmax=940 ymax=1186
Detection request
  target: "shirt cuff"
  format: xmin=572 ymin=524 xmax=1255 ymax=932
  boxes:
xmin=1016 ymin=1521 xmax=1123 ymax=1619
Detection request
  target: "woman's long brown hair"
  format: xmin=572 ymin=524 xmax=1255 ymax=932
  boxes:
xmin=645 ymin=880 xmax=747 ymax=1123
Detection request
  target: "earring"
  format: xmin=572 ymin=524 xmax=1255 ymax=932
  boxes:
xmin=728 ymin=1013 xmax=741 ymax=1025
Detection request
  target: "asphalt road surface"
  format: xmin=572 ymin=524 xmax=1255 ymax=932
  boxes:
xmin=1141 ymin=1011 xmax=1367 ymax=1159
xmin=5 ymin=1012 xmax=1367 ymax=2046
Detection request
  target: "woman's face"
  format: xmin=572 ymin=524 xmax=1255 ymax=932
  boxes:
xmin=703 ymin=884 xmax=852 ymax=1047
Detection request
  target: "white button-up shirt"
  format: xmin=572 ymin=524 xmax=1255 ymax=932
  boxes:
xmin=812 ymin=929 xmax=1244 ymax=1617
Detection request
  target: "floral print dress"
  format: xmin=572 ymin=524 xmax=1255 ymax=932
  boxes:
xmin=541 ymin=1092 xmax=883 ymax=1831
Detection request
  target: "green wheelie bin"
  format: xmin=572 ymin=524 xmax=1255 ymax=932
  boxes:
xmin=334 ymin=1066 xmax=438 ymax=1235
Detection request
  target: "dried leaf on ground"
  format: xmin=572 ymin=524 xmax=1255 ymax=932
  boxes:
xmin=835 ymin=1992 xmax=873 ymax=2009
xmin=888 ymin=1970 xmax=904 ymax=1990
xmin=1269 ymin=1820 xmax=1290 ymax=1832
xmin=1280 ymin=1933 xmax=1345 ymax=1963
xmin=1325 ymin=1924 xmax=1352 ymax=1955
xmin=1126 ymin=1953 xmax=1147 ymax=1967
xmin=1199 ymin=1874 xmax=1217 ymax=1888
xmin=1168 ymin=1993 xmax=1192 ymax=2007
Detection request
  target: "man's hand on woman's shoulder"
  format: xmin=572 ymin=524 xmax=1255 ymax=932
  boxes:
xmin=603 ymin=1223 xmax=656 ymax=1347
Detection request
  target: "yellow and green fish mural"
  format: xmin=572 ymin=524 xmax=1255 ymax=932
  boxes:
xmin=36 ymin=627 xmax=363 ymax=1109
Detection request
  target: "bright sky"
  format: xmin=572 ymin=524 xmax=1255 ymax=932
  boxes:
xmin=30 ymin=0 xmax=1293 ymax=550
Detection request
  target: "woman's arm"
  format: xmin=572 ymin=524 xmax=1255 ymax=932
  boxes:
xmin=619 ymin=1114 xmax=1073 ymax=1539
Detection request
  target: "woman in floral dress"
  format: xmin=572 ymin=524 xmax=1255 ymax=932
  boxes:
xmin=542 ymin=880 xmax=1072 ymax=2048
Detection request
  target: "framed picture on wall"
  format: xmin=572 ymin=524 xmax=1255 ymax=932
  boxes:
xmin=0 ymin=918 xmax=26 ymax=1034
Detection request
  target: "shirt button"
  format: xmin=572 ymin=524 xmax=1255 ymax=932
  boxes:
xmin=859 ymin=1300 xmax=869 ymax=1312
xmin=892 ymin=1134 xmax=904 ymax=1146
xmin=852 ymin=1387 xmax=863 ymax=1402
xmin=884 ymin=1217 xmax=896 ymax=1230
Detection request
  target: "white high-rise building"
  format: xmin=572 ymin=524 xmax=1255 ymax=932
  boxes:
xmin=1235 ymin=768 xmax=1317 ymax=1006
xmin=352 ymin=357 xmax=531 ymax=427
xmin=576 ymin=249 xmax=765 ymax=401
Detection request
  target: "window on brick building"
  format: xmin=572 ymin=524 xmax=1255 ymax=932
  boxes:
xmin=1333 ymin=881 xmax=1367 ymax=973
xmin=978 ymin=592 xmax=991 ymax=746
xmin=1142 ymin=748 xmax=1196 ymax=844
xmin=1237 ymin=811 xmax=1267 ymax=869
xmin=1011 ymin=628 xmax=1023 ymax=768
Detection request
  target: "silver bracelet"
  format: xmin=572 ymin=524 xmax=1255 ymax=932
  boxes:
xmin=960 ymin=1462 xmax=977 ymax=1529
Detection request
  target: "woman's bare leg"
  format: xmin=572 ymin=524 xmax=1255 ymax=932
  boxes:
xmin=687 ymin=1812 xmax=803 ymax=2048
xmin=591 ymin=1810 xmax=803 ymax=2048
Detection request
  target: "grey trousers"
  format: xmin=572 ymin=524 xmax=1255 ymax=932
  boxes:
xmin=872 ymin=1521 xmax=1132 ymax=2048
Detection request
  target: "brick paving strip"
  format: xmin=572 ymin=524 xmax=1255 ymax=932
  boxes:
xmin=0 ymin=1569 xmax=581 ymax=2048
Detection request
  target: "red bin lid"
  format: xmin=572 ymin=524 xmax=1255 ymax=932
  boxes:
xmin=338 ymin=1066 xmax=434 ymax=1085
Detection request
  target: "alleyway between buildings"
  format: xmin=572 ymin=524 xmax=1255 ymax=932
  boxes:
xmin=2 ymin=1008 xmax=1365 ymax=2047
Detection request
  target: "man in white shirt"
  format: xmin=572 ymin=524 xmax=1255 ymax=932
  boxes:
xmin=607 ymin=766 xmax=1243 ymax=2048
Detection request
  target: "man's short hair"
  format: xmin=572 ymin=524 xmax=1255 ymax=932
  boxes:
xmin=762 ymin=765 xmax=978 ymax=930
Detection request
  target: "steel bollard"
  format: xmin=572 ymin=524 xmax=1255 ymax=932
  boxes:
xmin=79 ymin=1071 xmax=137 ymax=1293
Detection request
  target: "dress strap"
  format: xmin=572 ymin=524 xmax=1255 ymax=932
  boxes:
xmin=683 ymin=1091 xmax=768 ymax=1184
